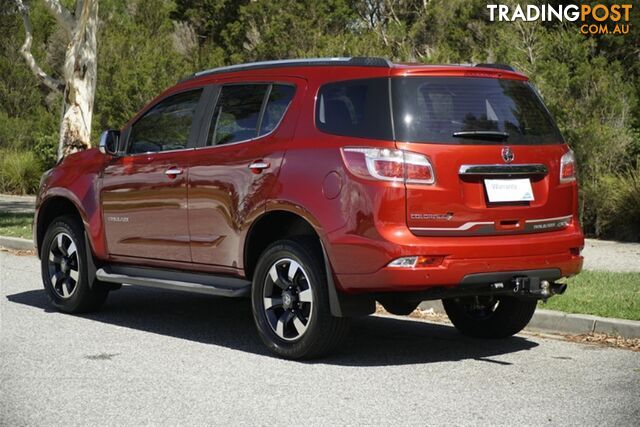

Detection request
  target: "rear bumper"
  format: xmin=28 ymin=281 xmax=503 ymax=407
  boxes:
xmin=336 ymin=251 xmax=583 ymax=292
xmin=328 ymin=224 xmax=584 ymax=293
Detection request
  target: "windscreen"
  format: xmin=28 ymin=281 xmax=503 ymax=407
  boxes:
xmin=391 ymin=77 xmax=563 ymax=144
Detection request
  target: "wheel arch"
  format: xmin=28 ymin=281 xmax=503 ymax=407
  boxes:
xmin=244 ymin=210 xmax=322 ymax=282
xmin=36 ymin=195 xmax=86 ymax=257
xmin=243 ymin=208 xmax=374 ymax=317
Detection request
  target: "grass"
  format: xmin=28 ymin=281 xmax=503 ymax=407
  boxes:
xmin=540 ymin=271 xmax=640 ymax=321
xmin=0 ymin=212 xmax=33 ymax=239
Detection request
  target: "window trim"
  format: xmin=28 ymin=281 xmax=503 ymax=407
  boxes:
xmin=122 ymin=87 xmax=209 ymax=157
xmin=195 ymin=82 xmax=296 ymax=151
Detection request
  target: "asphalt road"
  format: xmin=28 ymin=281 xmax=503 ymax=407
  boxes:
xmin=1 ymin=251 xmax=639 ymax=426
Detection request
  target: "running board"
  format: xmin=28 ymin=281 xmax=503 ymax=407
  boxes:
xmin=95 ymin=266 xmax=251 ymax=297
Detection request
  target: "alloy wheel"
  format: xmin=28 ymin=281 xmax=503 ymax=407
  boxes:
xmin=262 ymin=258 xmax=314 ymax=341
xmin=47 ymin=232 xmax=80 ymax=299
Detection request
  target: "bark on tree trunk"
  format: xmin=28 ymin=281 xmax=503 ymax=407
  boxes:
xmin=58 ymin=0 xmax=98 ymax=158
xmin=16 ymin=0 xmax=98 ymax=160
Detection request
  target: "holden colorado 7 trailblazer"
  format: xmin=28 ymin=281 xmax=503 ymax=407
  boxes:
xmin=34 ymin=58 xmax=584 ymax=359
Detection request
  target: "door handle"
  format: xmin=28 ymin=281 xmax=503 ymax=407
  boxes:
xmin=248 ymin=161 xmax=270 ymax=174
xmin=165 ymin=168 xmax=183 ymax=176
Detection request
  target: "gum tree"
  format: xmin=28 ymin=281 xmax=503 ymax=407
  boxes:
xmin=15 ymin=0 xmax=98 ymax=159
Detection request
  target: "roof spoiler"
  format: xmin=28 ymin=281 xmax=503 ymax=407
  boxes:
xmin=475 ymin=63 xmax=516 ymax=72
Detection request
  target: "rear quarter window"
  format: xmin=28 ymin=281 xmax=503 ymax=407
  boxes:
xmin=316 ymin=78 xmax=392 ymax=140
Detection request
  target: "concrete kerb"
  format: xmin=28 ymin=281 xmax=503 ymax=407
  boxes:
xmin=0 ymin=236 xmax=34 ymax=251
xmin=418 ymin=300 xmax=640 ymax=339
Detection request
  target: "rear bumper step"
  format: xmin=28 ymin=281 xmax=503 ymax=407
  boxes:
xmin=95 ymin=266 xmax=251 ymax=297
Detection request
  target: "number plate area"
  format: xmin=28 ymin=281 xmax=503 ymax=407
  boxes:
xmin=484 ymin=179 xmax=534 ymax=203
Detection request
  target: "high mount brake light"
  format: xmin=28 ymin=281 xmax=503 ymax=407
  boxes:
xmin=560 ymin=150 xmax=576 ymax=183
xmin=341 ymin=147 xmax=435 ymax=184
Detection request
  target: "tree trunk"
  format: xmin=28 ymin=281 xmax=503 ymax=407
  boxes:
xmin=58 ymin=0 xmax=98 ymax=159
xmin=16 ymin=0 xmax=98 ymax=160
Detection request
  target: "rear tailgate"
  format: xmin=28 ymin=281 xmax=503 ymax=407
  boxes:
xmin=390 ymin=75 xmax=576 ymax=237
xmin=398 ymin=142 xmax=575 ymax=236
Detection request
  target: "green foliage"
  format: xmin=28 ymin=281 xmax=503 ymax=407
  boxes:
xmin=93 ymin=0 xmax=203 ymax=139
xmin=0 ymin=0 xmax=638 ymax=240
xmin=0 ymin=2 xmax=59 ymax=176
xmin=582 ymin=167 xmax=640 ymax=241
xmin=0 ymin=150 xmax=42 ymax=195
xmin=33 ymin=130 xmax=59 ymax=168
xmin=222 ymin=0 xmax=374 ymax=61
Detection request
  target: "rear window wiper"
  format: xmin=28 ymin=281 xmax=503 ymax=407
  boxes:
xmin=452 ymin=131 xmax=509 ymax=141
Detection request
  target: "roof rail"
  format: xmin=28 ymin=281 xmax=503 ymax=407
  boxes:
xmin=182 ymin=57 xmax=391 ymax=81
xmin=475 ymin=63 xmax=516 ymax=72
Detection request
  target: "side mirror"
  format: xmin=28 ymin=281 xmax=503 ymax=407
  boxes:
xmin=99 ymin=130 xmax=120 ymax=156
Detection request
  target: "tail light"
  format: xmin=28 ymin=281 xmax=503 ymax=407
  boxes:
xmin=341 ymin=147 xmax=435 ymax=184
xmin=560 ymin=150 xmax=576 ymax=183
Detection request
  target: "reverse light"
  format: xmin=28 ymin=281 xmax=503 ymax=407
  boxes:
xmin=341 ymin=147 xmax=435 ymax=184
xmin=388 ymin=256 xmax=444 ymax=268
xmin=560 ymin=150 xmax=576 ymax=183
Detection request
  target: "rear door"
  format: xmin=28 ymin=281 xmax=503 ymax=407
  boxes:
xmin=392 ymin=76 xmax=575 ymax=237
xmin=187 ymin=78 xmax=305 ymax=267
xmin=101 ymin=88 xmax=209 ymax=261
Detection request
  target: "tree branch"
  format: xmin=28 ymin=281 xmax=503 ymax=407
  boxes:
xmin=15 ymin=0 xmax=64 ymax=93
xmin=41 ymin=0 xmax=75 ymax=35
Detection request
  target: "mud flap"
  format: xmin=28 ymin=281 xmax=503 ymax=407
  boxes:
xmin=320 ymin=241 xmax=375 ymax=317
xmin=84 ymin=232 xmax=120 ymax=291
xmin=84 ymin=232 xmax=98 ymax=289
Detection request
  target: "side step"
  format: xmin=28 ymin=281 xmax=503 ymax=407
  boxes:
xmin=95 ymin=265 xmax=251 ymax=297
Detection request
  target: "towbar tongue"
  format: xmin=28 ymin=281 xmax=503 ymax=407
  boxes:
xmin=491 ymin=276 xmax=549 ymax=297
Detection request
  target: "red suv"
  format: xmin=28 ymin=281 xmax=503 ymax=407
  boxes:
xmin=34 ymin=58 xmax=584 ymax=359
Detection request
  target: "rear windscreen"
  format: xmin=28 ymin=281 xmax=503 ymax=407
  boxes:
xmin=391 ymin=77 xmax=563 ymax=144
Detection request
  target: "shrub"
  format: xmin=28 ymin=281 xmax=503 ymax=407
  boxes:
xmin=609 ymin=168 xmax=640 ymax=241
xmin=581 ymin=167 xmax=640 ymax=241
xmin=33 ymin=131 xmax=58 ymax=168
xmin=0 ymin=150 xmax=43 ymax=195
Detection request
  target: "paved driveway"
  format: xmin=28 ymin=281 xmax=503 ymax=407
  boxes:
xmin=1 ymin=251 xmax=639 ymax=425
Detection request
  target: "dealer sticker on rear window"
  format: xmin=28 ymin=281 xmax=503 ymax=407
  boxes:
xmin=484 ymin=179 xmax=534 ymax=203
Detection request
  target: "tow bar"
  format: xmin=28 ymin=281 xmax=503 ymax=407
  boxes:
xmin=491 ymin=276 xmax=567 ymax=299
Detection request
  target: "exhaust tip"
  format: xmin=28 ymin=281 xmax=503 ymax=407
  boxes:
xmin=551 ymin=283 xmax=567 ymax=295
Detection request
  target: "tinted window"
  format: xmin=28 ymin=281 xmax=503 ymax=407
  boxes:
xmin=391 ymin=77 xmax=562 ymax=144
xmin=316 ymin=78 xmax=392 ymax=140
xmin=207 ymin=85 xmax=268 ymax=146
xmin=128 ymin=90 xmax=202 ymax=154
xmin=259 ymin=85 xmax=295 ymax=136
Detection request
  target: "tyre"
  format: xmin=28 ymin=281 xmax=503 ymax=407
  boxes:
xmin=251 ymin=238 xmax=350 ymax=359
xmin=442 ymin=295 xmax=537 ymax=338
xmin=379 ymin=297 xmax=420 ymax=315
xmin=41 ymin=215 xmax=109 ymax=313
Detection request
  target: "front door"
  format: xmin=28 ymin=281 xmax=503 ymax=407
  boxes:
xmin=101 ymin=88 xmax=206 ymax=262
